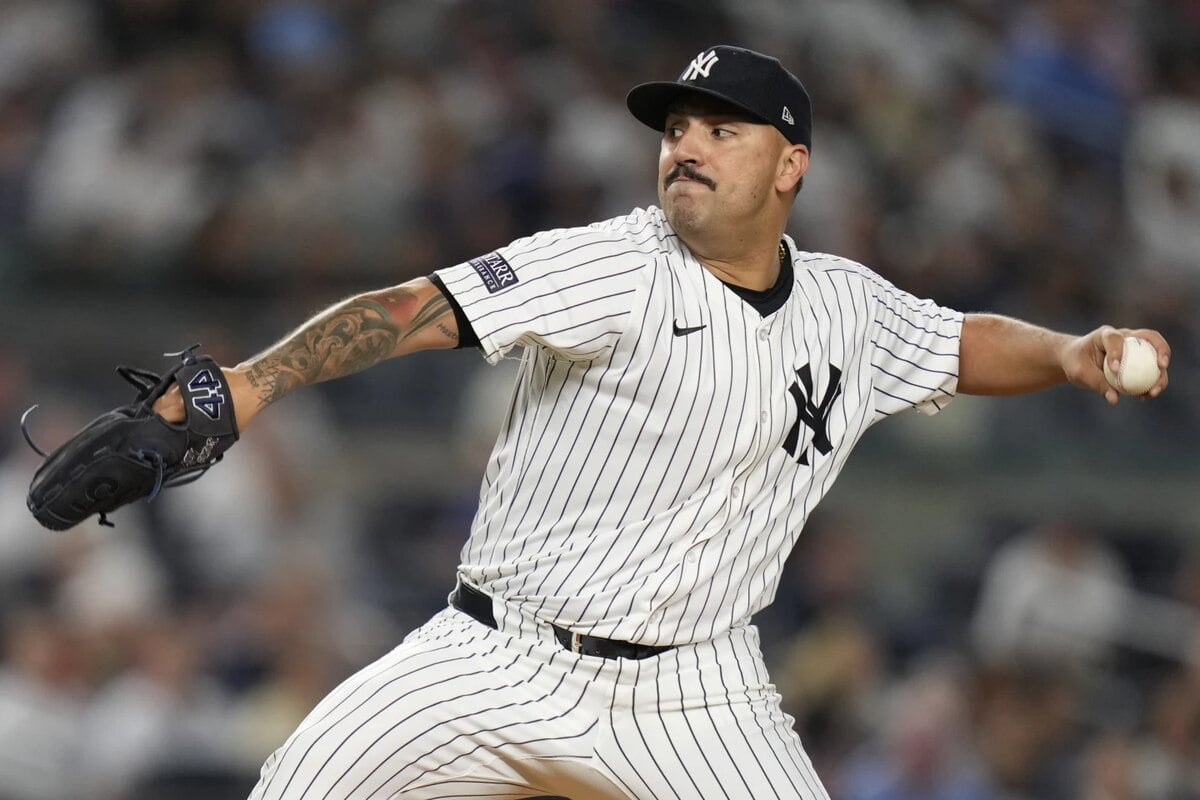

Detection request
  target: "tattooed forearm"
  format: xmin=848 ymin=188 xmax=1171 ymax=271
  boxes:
xmin=241 ymin=284 xmax=455 ymax=409
xmin=397 ymin=292 xmax=454 ymax=344
xmin=244 ymin=298 xmax=397 ymax=407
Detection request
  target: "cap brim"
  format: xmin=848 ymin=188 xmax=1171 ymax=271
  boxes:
xmin=626 ymin=81 xmax=771 ymax=133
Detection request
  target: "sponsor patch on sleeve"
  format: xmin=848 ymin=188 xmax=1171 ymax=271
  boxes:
xmin=469 ymin=252 xmax=519 ymax=294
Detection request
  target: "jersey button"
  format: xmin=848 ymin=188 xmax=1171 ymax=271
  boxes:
xmin=731 ymin=486 xmax=741 ymax=499
xmin=757 ymin=329 xmax=769 ymax=341
xmin=759 ymin=411 xmax=768 ymax=424
xmin=686 ymin=552 xmax=697 ymax=563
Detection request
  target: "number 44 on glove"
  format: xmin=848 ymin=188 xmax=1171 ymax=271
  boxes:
xmin=23 ymin=345 xmax=239 ymax=530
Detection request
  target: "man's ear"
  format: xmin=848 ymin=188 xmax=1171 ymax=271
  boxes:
xmin=777 ymin=144 xmax=809 ymax=194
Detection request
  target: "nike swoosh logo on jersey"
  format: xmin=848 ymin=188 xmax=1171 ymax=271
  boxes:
xmin=672 ymin=321 xmax=707 ymax=337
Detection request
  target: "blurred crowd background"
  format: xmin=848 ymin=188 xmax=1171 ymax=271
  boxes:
xmin=1 ymin=0 xmax=1199 ymax=798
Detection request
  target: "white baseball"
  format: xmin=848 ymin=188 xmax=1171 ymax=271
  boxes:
xmin=1103 ymin=336 xmax=1160 ymax=395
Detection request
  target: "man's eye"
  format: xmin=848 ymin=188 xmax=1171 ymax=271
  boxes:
xmin=665 ymin=126 xmax=682 ymax=138
xmin=713 ymin=128 xmax=734 ymax=138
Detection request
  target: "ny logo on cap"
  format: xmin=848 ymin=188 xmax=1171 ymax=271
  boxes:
xmin=681 ymin=50 xmax=719 ymax=81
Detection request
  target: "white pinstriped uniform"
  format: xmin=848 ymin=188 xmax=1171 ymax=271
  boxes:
xmin=250 ymin=206 xmax=962 ymax=799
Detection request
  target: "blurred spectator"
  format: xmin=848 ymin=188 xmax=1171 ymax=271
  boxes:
xmin=0 ymin=444 xmax=61 ymax=595
xmin=151 ymin=407 xmax=299 ymax=599
xmin=763 ymin=514 xmax=879 ymax=638
xmin=0 ymin=91 xmax=38 ymax=252
xmin=995 ymin=0 xmax=1142 ymax=160
xmin=1132 ymin=669 xmax=1200 ymax=799
xmin=544 ymin=57 xmax=658 ymax=218
xmin=220 ymin=555 xmax=357 ymax=768
xmin=75 ymin=616 xmax=241 ymax=800
xmin=971 ymin=517 xmax=1129 ymax=671
xmin=1125 ymin=97 xmax=1200 ymax=277
xmin=773 ymin=611 xmax=883 ymax=784
xmin=973 ymin=665 xmax=1079 ymax=799
xmin=28 ymin=42 xmax=262 ymax=278
xmin=0 ymin=608 xmax=87 ymax=800
xmin=1078 ymin=732 xmax=1139 ymax=800
xmin=54 ymin=521 xmax=166 ymax=636
xmin=839 ymin=657 xmax=993 ymax=800
xmin=0 ymin=1 xmax=94 ymax=97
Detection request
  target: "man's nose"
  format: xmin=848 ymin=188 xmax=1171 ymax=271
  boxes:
xmin=672 ymin=124 xmax=705 ymax=163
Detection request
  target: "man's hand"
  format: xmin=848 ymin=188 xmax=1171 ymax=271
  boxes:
xmin=1061 ymin=326 xmax=1170 ymax=404
xmin=959 ymin=314 xmax=1172 ymax=400
xmin=154 ymin=366 xmax=260 ymax=428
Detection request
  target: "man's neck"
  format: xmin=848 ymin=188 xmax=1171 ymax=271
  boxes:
xmin=683 ymin=236 xmax=785 ymax=291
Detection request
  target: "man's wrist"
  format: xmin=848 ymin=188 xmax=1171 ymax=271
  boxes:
xmin=228 ymin=365 xmax=266 ymax=430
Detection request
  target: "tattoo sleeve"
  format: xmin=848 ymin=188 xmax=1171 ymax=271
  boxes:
xmin=242 ymin=285 xmax=455 ymax=409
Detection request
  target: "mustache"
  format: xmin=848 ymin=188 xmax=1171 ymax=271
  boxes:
xmin=664 ymin=164 xmax=716 ymax=191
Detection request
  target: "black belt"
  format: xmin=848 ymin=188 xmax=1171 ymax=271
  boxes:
xmin=450 ymin=581 xmax=673 ymax=660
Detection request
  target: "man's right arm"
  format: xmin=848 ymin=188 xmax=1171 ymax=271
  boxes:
xmin=155 ymin=276 xmax=459 ymax=428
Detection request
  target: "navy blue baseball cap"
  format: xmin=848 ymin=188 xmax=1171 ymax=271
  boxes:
xmin=627 ymin=45 xmax=813 ymax=150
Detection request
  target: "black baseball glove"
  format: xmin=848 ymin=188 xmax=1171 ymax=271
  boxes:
xmin=24 ymin=346 xmax=239 ymax=530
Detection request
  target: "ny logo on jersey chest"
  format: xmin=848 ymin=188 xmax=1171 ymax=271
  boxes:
xmin=783 ymin=363 xmax=843 ymax=465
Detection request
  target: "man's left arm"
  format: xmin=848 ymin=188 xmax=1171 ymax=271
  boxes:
xmin=957 ymin=313 xmax=1171 ymax=404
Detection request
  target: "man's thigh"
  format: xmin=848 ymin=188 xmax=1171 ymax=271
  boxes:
xmin=248 ymin=608 xmax=616 ymax=800
xmin=596 ymin=628 xmax=831 ymax=800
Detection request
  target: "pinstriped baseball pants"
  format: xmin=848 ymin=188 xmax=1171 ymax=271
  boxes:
xmin=248 ymin=606 xmax=831 ymax=799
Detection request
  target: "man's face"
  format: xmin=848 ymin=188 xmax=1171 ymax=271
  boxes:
xmin=657 ymin=97 xmax=790 ymax=236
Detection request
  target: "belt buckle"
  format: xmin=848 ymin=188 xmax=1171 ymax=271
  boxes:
xmin=571 ymin=631 xmax=583 ymax=654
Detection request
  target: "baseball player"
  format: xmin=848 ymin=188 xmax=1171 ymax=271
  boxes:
xmin=151 ymin=45 xmax=1169 ymax=799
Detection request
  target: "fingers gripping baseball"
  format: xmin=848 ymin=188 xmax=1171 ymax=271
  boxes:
xmin=1064 ymin=326 xmax=1171 ymax=404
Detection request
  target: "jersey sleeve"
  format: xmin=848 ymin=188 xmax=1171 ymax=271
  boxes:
xmin=867 ymin=276 xmax=964 ymax=417
xmin=432 ymin=226 xmax=647 ymax=365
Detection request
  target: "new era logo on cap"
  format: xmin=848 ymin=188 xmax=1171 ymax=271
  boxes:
xmin=626 ymin=45 xmax=813 ymax=150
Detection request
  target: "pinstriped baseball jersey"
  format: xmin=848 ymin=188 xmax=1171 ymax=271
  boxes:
xmin=433 ymin=205 xmax=962 ymax=647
